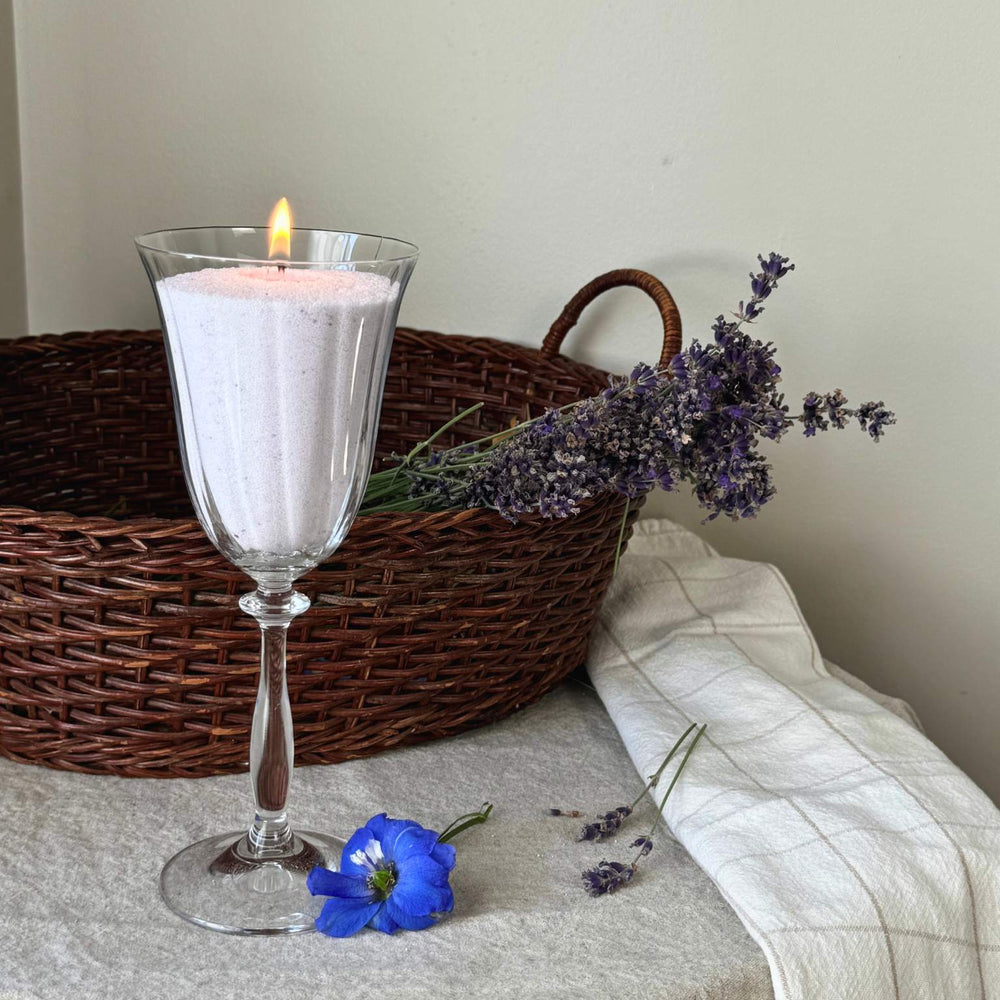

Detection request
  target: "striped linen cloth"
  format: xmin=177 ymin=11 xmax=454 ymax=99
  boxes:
xmin=590 ymin=518 xmax=1000 ymax=1000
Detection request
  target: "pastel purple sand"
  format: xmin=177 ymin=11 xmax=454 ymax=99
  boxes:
xmin=158 ymin=266 xmax=395 ymax=565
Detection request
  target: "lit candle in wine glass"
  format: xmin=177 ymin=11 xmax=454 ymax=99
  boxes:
xmin=137 ymin=200 xmax=418 ymax=934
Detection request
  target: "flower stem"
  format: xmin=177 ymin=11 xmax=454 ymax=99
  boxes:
xmin=628 ymin=722 xmax=697 ymax=812
xmin=437 ymin=802 xmax=494 ymax=844
xmin=396 ymin=401 xmax=486 ymax=472
xmin=631 ymin=723 xmax=706 ymax=865
xmin=430 ymin=396 xmax=590 ymax=458
xmin=612 ymin=500 xmax=630 ymax=575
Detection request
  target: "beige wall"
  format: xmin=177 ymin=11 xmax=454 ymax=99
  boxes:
xmin=0 ymin=0 xmax=25 ymax=335
xmin=10 ymin=0 xmax=1000 ymax=800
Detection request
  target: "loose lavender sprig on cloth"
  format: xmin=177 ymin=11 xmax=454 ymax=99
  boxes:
xmin=361 ymin=253 xmax=895 ymax=523
xmin=565 ymin=721 xmax=697 ymax=841
xmin=577 ymin=724 xmax=706 ymax=896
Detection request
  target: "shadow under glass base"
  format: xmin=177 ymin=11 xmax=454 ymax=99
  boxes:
xmin=160 ymin=830 xmax=346 ymax=935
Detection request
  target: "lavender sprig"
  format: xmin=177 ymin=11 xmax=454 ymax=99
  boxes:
xmin=570 ymin=721 xmax=697 ymax=842
xmin=582 ymin=723 xmax=707 ymax=896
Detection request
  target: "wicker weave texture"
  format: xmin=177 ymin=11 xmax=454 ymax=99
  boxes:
xmin=0 ymin=271 xmax=679 ymax=777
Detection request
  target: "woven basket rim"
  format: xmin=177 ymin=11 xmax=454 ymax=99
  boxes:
xmin=0 ymin=501 xmax=540 ymax=531
xmin=0 ymin=325 xmax=611 ymax=532
xmin=0 ymin=325 xmax=608 ymax=374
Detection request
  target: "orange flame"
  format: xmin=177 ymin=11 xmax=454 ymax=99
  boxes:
xmin=267 ymin=197 xmax=292 ymax=258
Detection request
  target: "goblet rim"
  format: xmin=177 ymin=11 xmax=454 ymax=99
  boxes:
xmin=134 ymin=226 xmax=420 ymax=267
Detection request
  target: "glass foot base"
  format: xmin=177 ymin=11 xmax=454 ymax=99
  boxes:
xmin=160 ymin=830 xmax=345 ymax=935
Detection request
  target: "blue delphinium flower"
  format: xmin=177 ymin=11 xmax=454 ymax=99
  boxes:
xmin=307 ymin=813 xmax=456 ymax=937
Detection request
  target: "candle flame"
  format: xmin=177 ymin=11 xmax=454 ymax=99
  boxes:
xmin=267 ymin=197 xmax=292 ymax=258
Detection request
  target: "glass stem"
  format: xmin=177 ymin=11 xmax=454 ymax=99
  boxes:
xmin=239 ymin=587 xmax=310 ymax=857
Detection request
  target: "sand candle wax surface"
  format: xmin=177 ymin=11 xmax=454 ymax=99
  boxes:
xmin=157 ymin=266 xmax=396 ymax=562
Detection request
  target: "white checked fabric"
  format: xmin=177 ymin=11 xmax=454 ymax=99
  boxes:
xmin=590 ymin=519 xmax=1000 ymax=1000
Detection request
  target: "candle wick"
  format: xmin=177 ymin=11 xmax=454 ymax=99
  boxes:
xmin=277 ymin=263 xmax=286 ymax=274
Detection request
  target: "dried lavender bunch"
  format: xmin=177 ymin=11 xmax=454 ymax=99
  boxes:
xmin=361 ymin=252 xmax=895 ymax=522
xmin=581 ymin=724 xmax=706 ymax=897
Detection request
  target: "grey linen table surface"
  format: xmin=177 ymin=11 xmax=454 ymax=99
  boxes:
xmin=1 ymin=683 xmax=772 ymax=1000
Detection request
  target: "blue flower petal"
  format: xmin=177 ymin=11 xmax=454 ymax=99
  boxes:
xmin=365 ymin=815 xmax=421 ymax=857
xmin=367 ymin=904 xmax=399 ymax=935
xmin=392 ymin=825 xmax=440 ymax=861
xmin=306 ymin=867 xmax=374 ymax=900
xmin=396 ymin=851 xmax=451 ymax=887
xmin=315 ymin=897 xmax=381 ymax=938
xmin=392 ymin=855 xmax=454 ymax=916
xmin=430 ymin=840 xmax=457 ymax=871
xmin=363 ymin=813 xmax=390 ymax=840
xmin=385 ymin=898 xmax=437 ymax=931
xmin=339 ymin=825 xmax=379 ymax=877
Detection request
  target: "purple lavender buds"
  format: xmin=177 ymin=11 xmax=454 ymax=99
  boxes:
xmin=582 ymin=859 xmax=637 ymax=896
xmin=578 ymin=806 xmax=633 ymax=842
xmin=366 ymin=252 xmax=894 ymax=524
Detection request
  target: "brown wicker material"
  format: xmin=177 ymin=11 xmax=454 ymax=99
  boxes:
xmin=0 ymin=270 xmax=682 ymax=778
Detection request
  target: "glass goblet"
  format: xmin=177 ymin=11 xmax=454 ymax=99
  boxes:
xmin=136 ymin=226 xmax=418 ymax=934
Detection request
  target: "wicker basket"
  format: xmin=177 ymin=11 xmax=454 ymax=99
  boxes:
xmin=0 ymin=269 xmax=682 ymax=778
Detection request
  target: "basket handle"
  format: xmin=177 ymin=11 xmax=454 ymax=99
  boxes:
xmin=540 ymin=268 xmax=683 ymax=369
